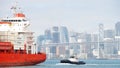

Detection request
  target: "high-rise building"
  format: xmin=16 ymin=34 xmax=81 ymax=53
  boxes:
xmin=76 ymin=33 xmax=92 ymax=59
xmin=51 ymin=26 xmax=60 ymax=43
xmin=104 ymin=29 xmax=115 ymax=38
xmin=91 ymin=33 xmax=98 ymax=49
xmin=69 ymin=31 xmax=78 ymax=43
xmin=115 ymin=22 xmax=120 ymax=55
xmin=50 ymin=46 xmax=56 ymax=58
xmin=104 ymin=30 xmax=115 ymax=56
xmin=115 ymin=22 xmax=120 ymax=36
xmin=104 ymin=38 xmax=115 ymax=55
xmin=98 ymin=23 xmax=104 ymax=58
xmin=99 ymin=23 xmax=104 ymax=42
xmin=56 ymin=46 xmax=66 ymax=58
xmin=44 ymin=29 xmax=52 ymax=40
xmin=60 ymin=26 xmax=69 ymax=43
xmin=37 ymin=35 xmax=45 ymax=52
xmin=37 ymin=35 xmax=45 ymax=45
xmin=115 ymin=36 xmax=120 ymax=55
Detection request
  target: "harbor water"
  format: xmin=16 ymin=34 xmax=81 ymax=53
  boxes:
xmin=9 ymin=59 xmax=120 ymax=68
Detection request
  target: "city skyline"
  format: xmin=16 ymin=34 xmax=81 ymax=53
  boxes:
xmin=0 ymin=0 xmax=120 ymax=36
xmin=38 ymin=22 xmax=120 ymax=59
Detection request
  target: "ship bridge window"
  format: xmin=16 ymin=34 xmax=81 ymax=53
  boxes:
xmin=1 ymin=20 xmax=22 ymax=22
xmin=10 ymin=20 xmax=14 ymax=22
xmin=22 ymin=19 xmax=27 ymax=22
xmin=2 ymin=20 xmax=8 ymax=22
xmin=18 ymin=20 xmax=21 ymax=22
xmin=12 ymin=20 xmax=21 ymax=22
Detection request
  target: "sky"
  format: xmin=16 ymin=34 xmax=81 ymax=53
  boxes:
xmin=0 ymin=0 xmax=120 ymax=36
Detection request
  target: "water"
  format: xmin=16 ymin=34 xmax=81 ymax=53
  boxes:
xmin=7 ymin=59 xmax=120 ymax=68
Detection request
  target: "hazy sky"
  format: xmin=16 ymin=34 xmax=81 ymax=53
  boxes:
xmin=0 ymin=0 xmax=120 ymax=36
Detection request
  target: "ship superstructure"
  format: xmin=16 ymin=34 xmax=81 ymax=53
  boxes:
xmin=0 ymin=7 xmax=36 ymax=54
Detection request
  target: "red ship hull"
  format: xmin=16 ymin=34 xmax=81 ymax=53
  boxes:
xmin=0 ymin=53 xmax=46 ymax=67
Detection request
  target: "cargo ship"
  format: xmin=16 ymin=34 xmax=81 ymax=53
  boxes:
xmin=0 ymin=5 xmax=46 ymax=67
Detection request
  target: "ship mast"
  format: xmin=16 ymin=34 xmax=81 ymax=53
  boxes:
xmin=11 ymin=1 xmax=23 ymax=17
xmin=11 ymin=1 xmax=18 ymax=14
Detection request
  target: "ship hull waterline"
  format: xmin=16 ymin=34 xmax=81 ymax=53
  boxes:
xmin=0 ymin=53 xmax=46 ymax=67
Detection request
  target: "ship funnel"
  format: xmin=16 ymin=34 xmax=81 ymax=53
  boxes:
xmin=14 ymin=13 xmax=25 ymax=18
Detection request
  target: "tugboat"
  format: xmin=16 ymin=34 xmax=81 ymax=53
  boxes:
xmin=60 ymin=56 xmax=85 ymax=65
xmin=0 ymin=5 xmax=46 ymax=67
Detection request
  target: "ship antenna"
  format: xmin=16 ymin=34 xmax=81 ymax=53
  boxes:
xmin=11 ymin=1 xmax=18 ymax=14
xmin=12 ymin=1 xmax=23 ymax=12
xmin=11 ymin=1 xmax=23 ymax=17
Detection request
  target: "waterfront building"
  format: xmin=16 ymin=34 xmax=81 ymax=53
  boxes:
xmin=104 ymin=38 xmax=115 ymax=58
xmin=69 ymin=31 xmax=78 ymax=53
xmin=77 ymin=33 xmax=92 ymax=59
xmin=115 ymin=36 xmax=120 ymax=55
xmin=56 ymin=46 xmax=66 ymax=58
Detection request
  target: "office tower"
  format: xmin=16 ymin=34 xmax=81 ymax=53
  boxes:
xmin=37 ymin=35 xmax=45 ymax=52
xmin=115 ymin=22 xmax=120 ymax=55
xmin=115 ymin=36 xmax=120 ymax=55
xmin=104 ymin=29 xmax=115 ymax=38
xmin=91 ymin=34 xmax=99 ymax=57
xmin=44 ymin=29 xmax=52 ymax=40
xmin=99 ymin=23 xmax=104 ymax=42
xmin=103 ymin=28 xmax=115 ymax=56
xmin=115 ymin=22 xmax=120 ymax=36
xmin=60 ymin=26 xmax=69 ymax=43
xmin=51 ymin=26 xmax=60 ymax=43
xmin=56 ymin=46 xmax=66 ymax=58
xmin=98 ymin=23 xmax=104 ymax=59
xmin=91 ymin=34 xmax=98 ymax=49
xmin=104 ymin=39 xmax=114 ymax=55
xmin=76 ymin=33 xmax=91 ymax=59
xmin=50 ymin=46 xmax=56 ymax=58
xmin=69 ymin=31 xmax=77 ymax=43
xmin=37 ymin=35 xmax=45 ymax=45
